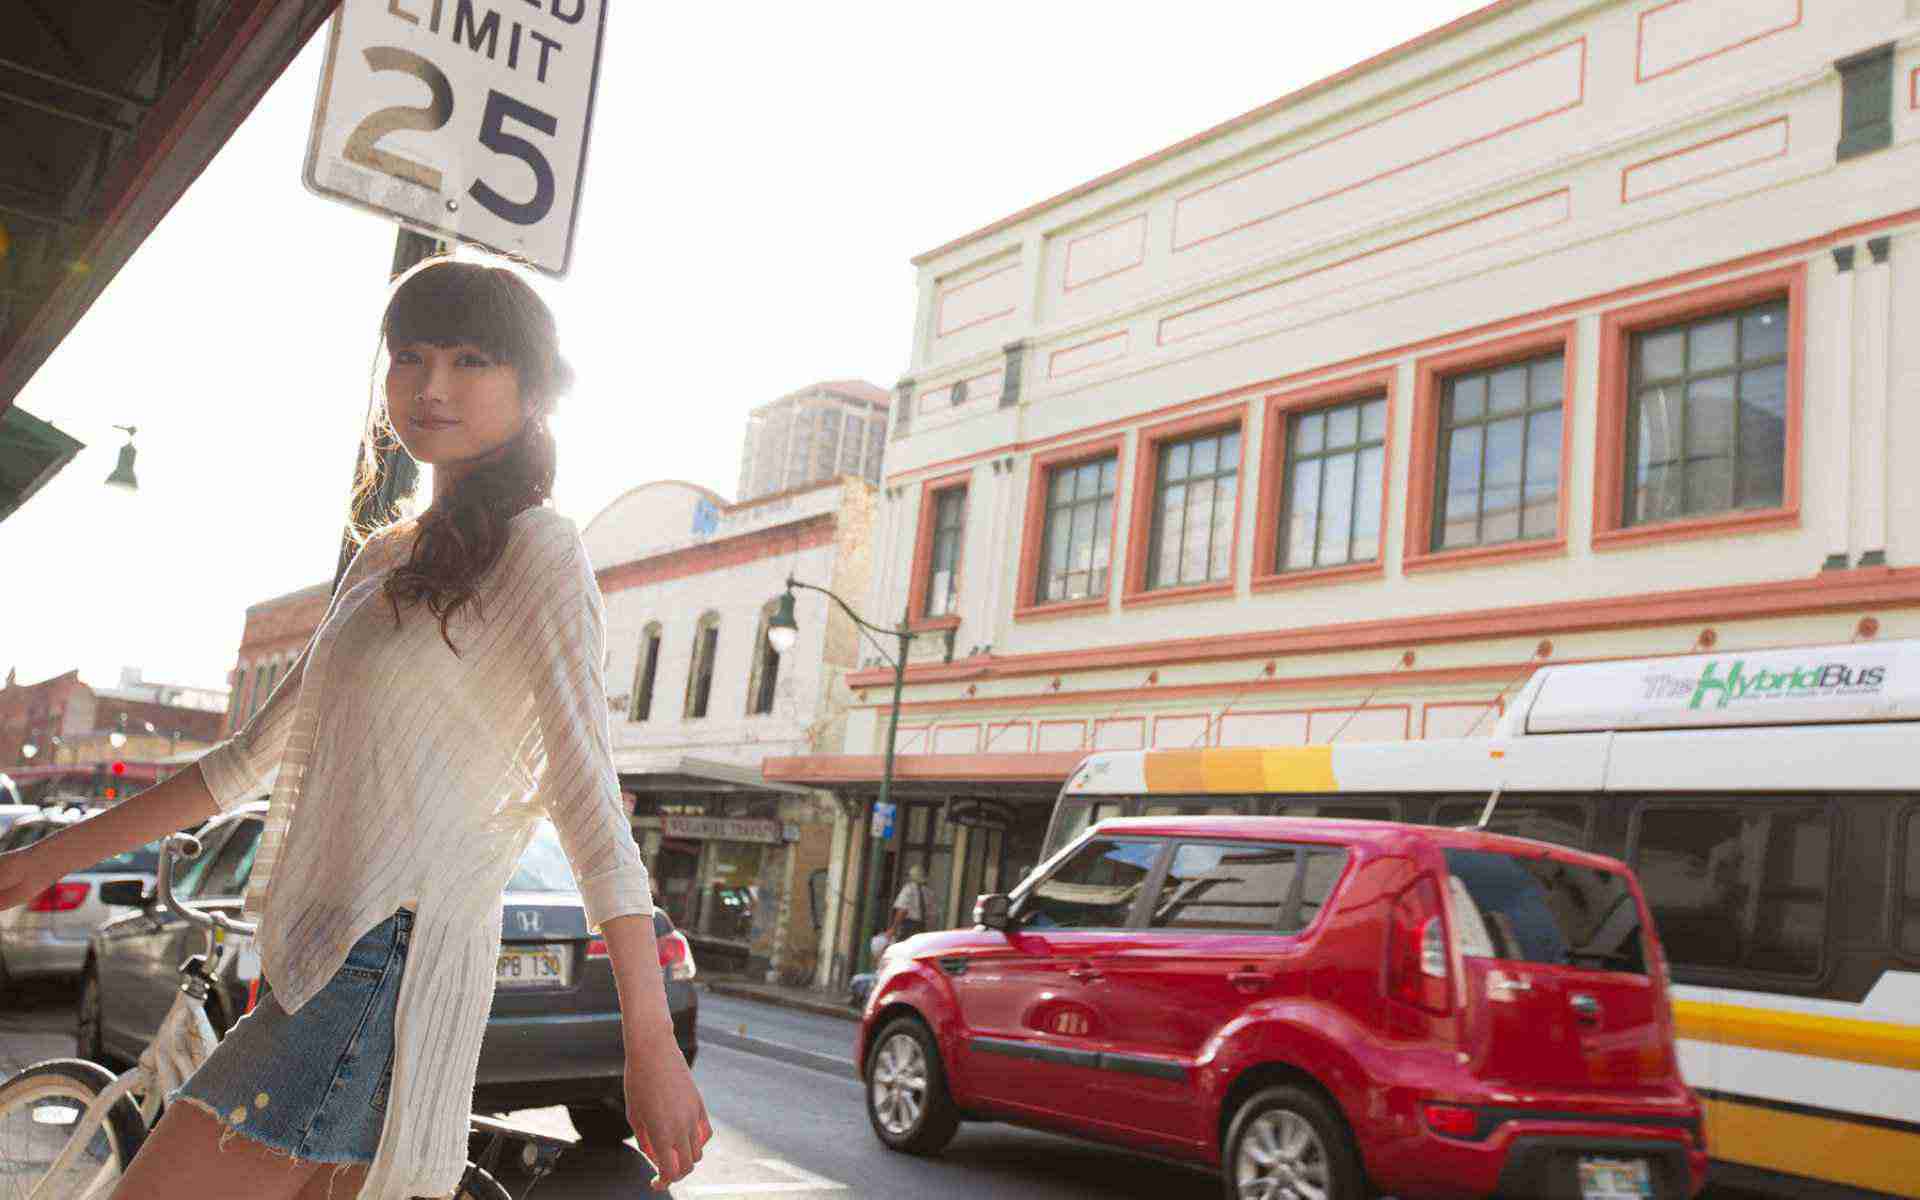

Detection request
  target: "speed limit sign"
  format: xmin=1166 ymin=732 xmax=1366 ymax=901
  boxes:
xmin=303 ymin=0 xmax=608 ymax=275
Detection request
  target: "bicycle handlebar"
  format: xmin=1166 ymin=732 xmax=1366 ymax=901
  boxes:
xmin=156 ymin=809 xmax=258 ymax=939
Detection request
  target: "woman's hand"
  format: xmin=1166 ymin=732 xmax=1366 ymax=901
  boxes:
xmin=0 ymin=846 xmax=60 ymax=912
xmin=623 ymin=1027 xmax=711 ymax=1190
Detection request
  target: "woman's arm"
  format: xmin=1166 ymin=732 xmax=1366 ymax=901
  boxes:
xmin=601 ymin=912 xmax=711 ymax=1189
xmin=0 ymin=761 xmax=219 ymax=910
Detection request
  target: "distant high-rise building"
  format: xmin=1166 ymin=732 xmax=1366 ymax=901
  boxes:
xmin=736 ymin=380 xmax=890 ymax=502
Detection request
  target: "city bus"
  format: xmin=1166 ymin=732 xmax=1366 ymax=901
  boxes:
xmin=1040 ymin=640 xmax=1919 ymax=1199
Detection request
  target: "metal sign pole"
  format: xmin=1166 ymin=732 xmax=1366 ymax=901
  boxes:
xmin=331 ymin=227 xmax=442 ymax=595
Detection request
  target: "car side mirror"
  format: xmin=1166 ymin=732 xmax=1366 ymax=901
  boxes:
xmin=98 ymin=879 xmax=153 ymax=909
xmin=974 ymin=893 xmax=1011 ymax=932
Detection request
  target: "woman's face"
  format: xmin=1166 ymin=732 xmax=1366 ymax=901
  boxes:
xmin=385 ymin=340 xmax=526 ymax=472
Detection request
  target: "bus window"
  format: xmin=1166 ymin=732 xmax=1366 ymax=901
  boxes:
xmin=1431 ymin=795 xmax=1591 ymax=849
xmin=1143 ymin=799 xmax=1246 ymax=818
xmin=1632 ymin=803 xmax=1831 ymax=979
xmin=1902 ymin=807 xmax=1920 ymax=959
xmin=1270 ymin=799 xmax=1398 ymax=822
xmin=1044 ymin=799 xmax=1128 ymax=862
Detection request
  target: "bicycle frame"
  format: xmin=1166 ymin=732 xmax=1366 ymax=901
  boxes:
xmin=29 ymin=813 xmax=255 ymax=1200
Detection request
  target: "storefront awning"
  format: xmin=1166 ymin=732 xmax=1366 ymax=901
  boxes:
xmin=760 ymin=752 xmax=1084 ymax=800
xmin=0 ymin=405 xmax=82 ymax=520
xmin=617 ymin=752 xmax=812 ymax=795
xmin=1 ymin=0 xmax=339 ymax=421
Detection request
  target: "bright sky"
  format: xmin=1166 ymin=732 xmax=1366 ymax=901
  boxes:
xmin=3 ymin=1 xmax=1485 ymax=695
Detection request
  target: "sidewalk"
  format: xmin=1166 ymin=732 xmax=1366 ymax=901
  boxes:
xmin=699 ymin=975 xmax=858 ymax=1023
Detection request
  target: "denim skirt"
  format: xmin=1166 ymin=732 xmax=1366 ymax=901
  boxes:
xmin=170 ymin=908 xmax=412 ymax=1165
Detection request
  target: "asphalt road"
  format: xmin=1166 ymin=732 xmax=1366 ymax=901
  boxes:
xmin=3 ymin=977 xmax=1774 ymax=1200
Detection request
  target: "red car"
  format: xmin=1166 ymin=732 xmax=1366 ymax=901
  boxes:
xmin=858 ymin=816 xmax=1706 ymax=1200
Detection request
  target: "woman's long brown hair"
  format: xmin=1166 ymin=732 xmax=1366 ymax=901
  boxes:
xmin=347 ymin=258 xmax=574 ymax=653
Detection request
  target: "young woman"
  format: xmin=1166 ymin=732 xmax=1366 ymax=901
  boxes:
xmin=0 ymin=258 xmax=710 ymax=1200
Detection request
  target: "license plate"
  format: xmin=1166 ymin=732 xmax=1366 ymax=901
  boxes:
xmin=1579 ymin=1157 xmax=1653 ymax=1199
xmin=496 ymin=944 xmax=571 ymax=988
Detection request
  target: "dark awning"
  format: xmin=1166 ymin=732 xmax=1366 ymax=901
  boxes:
xmin=0 ymin=403 xmax=81 ymax=520
xmin=0 ymin=0 xmax=338 ymax=423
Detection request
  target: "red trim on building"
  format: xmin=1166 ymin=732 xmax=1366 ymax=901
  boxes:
xmin=597 ymin=514 xmax=837 ymax=594
xmin=1123 ymin=404 xmax=1249 ymax=605
xmin=906 ymin=469 xmax=973 ymax=631
xmin=761 ymin=751 xmax=1088 ymax=786
xmin=1251 ymin=367 xmax=1397 ymax=590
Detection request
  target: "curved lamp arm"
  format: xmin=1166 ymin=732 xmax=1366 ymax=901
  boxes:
xmin=775 ymin=577 xmax=957 ymax=667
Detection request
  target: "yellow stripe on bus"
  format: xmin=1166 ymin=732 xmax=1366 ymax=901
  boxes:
xmin=1704 ymin=1097 xmax=1920 ymax=1199
xmin=1143 ymin=748 xmax=1339 ymax=794
xmin=1674 ymin=1000 xmax=1920 ymax=1073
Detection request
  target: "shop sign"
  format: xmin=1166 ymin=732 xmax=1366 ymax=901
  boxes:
xmin=661 ymin=815 xmax=782 ymax=845
xmin=303 ymin=0 xmax=609 ymax=274
xmin=946 ymin=799 xmax=1015 ymax=831
xmin=871 ymin=801 xmax=897 ymax=840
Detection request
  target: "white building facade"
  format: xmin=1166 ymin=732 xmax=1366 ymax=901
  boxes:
xmin=587 ymin=476 xmax=875 ymax=983
xmin=770 ymin=1 xmax=1920 ymax=960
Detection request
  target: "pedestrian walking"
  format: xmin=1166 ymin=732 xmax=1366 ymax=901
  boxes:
xmin=0 ymin=258 xmax=710 ymax=1200
xmin=888 ymin=863 xmax=934 ymax=940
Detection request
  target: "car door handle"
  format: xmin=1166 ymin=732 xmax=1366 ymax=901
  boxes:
xmin=1066 ymin=962 xmax=1104 ymax=983
xmin=1228 ymin=967 xmax=1272 ymax=993
xmin=1570 ymin=992 xmax=1603 ymax=1025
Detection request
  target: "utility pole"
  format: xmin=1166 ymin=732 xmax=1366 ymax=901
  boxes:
xmin=332 ymin=229 xmax=444 ymax=594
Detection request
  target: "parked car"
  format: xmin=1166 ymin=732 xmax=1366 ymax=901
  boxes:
xmin=858 ymin=816 xmax=1706 ymax=1200
xmin=0 ymin=802 xmax=39 ymax=837
xmin=83 ymin=806 xmax=697 ymax=1145
xmin=0 ymin=807 xmax=160 ymax=988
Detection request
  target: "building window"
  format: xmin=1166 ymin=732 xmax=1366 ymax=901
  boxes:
xmin=684 ymin=614 xmax=719 ymax=720
xmin=1037 ymin=455 xmax=1118 ymax=604
xmin=1278 ymin=395 xmax=1386 ymax=571
xmin=746 ymin=602 xmax=782 ymax=716
xmin=1434 ymin=353 xmax=1564 ymax=551
xmin=1625 ymin=298 xmax=1788 ymax=528
xmin=1146 ymin=427 xmax=1240 ymax=590
xmin=925 ymin=488 xmax=966 ymax=618
xmin=630 ymin=624 xmax=662 ymax=722
xmin=248 ymin=665 xmax=268 ymax=720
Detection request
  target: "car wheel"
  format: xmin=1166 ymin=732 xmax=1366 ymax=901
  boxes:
xmin=1221 ymin=1084 xmax=1366 ymax=1200
xmin=76 ymin=965 xmax=106 ymax=1062
xmin=863 ymin=1016 xmax=959 ymax=1156
xmin=567 ymin=1102 xmax=634 ymax=1146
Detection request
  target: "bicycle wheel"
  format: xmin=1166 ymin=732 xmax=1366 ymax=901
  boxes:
xmin=0 ymin=1058 xmax=146 ymax=1200
xmin=456 ymin=1162 xmax=512 ymax=1200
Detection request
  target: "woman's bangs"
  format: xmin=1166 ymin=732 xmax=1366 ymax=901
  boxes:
xmin=382 ymin=263 xmax=536 ymax=367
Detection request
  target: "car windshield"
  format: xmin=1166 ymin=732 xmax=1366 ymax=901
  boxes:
xmin=86 ymin=839 xmax=162 ymax=875
xmin=505 ymin=822 xmax=576 ymax=894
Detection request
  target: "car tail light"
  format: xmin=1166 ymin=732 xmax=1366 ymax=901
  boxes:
xmin=1387 ymin=877 xmax=1451 ymax=1014
xmin=1422 ymin=1102 xmax=1481 ymax=1140
xmin=28 ymin=882 xmax=89 ymax=913
xmin=586 ymin=937 xmax=608 ymax=958
xmin=658 ymin=930 xmax=696 ymax=982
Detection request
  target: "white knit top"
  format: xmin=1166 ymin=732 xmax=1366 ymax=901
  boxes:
xmin=194 ymin=506 xmax=653 ymax=1200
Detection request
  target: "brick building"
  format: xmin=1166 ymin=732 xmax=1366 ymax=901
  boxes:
xmin=2 ymin=666 xmax=226 ymax=801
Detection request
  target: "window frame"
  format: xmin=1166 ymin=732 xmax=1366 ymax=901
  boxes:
xmin=745 ymin=602 xmax=782 ymax=717
xmin=1011 ymin=835 xmax=1170 ymax=931
xmin=1625 ymin=794 xmax=1839 ymax=990
xmin=1141 ymin=839 xmax=1352 ymax=937
xmin=683 ymin=613 xmax=720 ymax=721
xmin=905 ymin=470 xmax=971 ymax=632
xmin=1593 ymin=264 xmax=1804 ymax=550
xmin=1251 ymin=368 xmax=1396 ymax=591
xmin=1014 ymin=435 xmax=1126 ymax=620
xmin=1122 ymin=407 xmax=1247 ymax=606
xmin=1405 ymin=323 xmax=1575 ymax=572
xmin=630 ymin=623 xmax=662 ymax=723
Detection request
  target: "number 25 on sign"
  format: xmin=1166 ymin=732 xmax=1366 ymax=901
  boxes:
xmin=304 ymin=0 xmax=609 ymax=275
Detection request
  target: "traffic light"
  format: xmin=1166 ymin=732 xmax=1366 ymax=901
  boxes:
xmin=103 ymin=761 xmax=127 ymax=801
xmin=111 ymin=760 xmax=127 ymax=777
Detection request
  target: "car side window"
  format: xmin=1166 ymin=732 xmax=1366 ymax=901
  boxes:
xmin=1018 ymin=838 xmax=1161 ymax=930
xmin=181 ymin=820 xmax=263 ymax=900
xmin=1149 ymin=842 xmax=1349 ymax=934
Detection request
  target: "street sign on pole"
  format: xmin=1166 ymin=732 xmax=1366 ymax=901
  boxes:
xmin=303 ymin=0 xmax=608 ymax=276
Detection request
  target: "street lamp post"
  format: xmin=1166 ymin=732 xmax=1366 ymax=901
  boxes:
xmin=766 ymin=576 xmax=955 ymax=977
